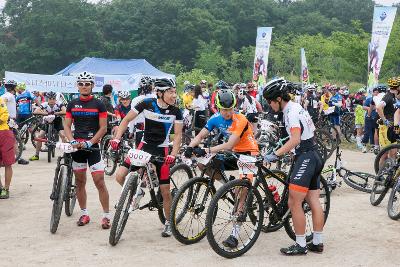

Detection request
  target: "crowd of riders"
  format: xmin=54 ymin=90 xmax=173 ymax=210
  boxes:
xmin=1 ymin=72 xmax=400 ymax=256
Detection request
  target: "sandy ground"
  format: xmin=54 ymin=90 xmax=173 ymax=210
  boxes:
xmin=0 ymin=146 xmax=399 ymax=267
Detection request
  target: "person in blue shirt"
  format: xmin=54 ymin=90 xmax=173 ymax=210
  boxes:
xmin=361 ymin=86 xmax=380 ymax=153
xmin=328 ymin=87 xmax=342 ymax=137
xmin=15 ymin=82 xmax=38 ymax=124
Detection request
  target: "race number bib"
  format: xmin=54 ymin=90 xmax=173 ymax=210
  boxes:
xmin=237 ymin=155 xmax=258 ymax=175
xmin=128 ymin=149 xmax=152 ymax=166
xmin=56 ymin=142 xmax=77 ymax=153
xmin=43 ymin=115 xmax=56 ymax=123
xmin=196 ymin=153 xmax=215 ymax=165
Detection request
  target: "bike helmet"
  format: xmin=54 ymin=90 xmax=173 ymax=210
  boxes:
xmin=388 ymin=77 xmax=400 ymax=88
xmin=5 ymin=80 xmax=17 ymax=86
xmin=17 ymin=82 xmax=26 ymax=90
xmin=262 ymin=78 xmax=293 ymax=101
xmin=216 ymin=80 xmax=229 ymax=90
xmin=358 ymin=87 xmax=366 ymax=94
xmin=216 ymin=89 xmax=236 ymax=109
xmin=139 ymin=76 xmax=152 ymax=87
xmin=118 ymin=91 xmax=130 ymax=99
xmin=374 ymin=84 xmax=387 ymax=93
xmin=47 ymin=91 xmax=57 ymax=99
xmin=305 ymin=84 xmax=315 ymax=91
xmin=154 ymin=78 xmax=176 ymax=91
xmin=76 ymin=71 xmax=95 ymax=83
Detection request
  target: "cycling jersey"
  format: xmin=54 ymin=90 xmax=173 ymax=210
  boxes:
xmin=66 ymin=96 xmax=107 ymax=141
xmin=16 ymin=91 xmax=36 ymax=115
xmin=205 ymin=113 xmax=259 ymax=153
xmin=115 ymin=103 xmax=131 ymax=119
xmin=320 ymin=93 xmax=332 ymax=111
xmin=132 ymin=98 xmax=182 ymax=147
xmin=240 ymin=95 xmax=258 ymax=114
xmin=329 ymin=93 xmax=342 ymax=114
xmin=1 ymin=92 xmax=16 ymax=119
xmin=0 ymin=98 xmax=9 ymax=131
xmin=39 ymin=102 xmax=64 ymax=114
xmin=282 ymin=101 xmax=315 ymax=153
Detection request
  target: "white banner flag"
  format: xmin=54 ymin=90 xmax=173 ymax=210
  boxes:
xmin=300 ymin=48 xmax=310 ymax=86
xmin=252 ymin=27 xmax=273 ymax=90
xmin=5 ymin=71 xmax=140 ymax=93
xmin=367 ymin=6 xmax=397 ymax=91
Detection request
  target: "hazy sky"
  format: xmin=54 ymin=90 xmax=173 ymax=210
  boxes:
xmin=0 ymin=0 xmax=399 ymax=10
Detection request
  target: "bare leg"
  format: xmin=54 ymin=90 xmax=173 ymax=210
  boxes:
xmin=74 ymin=171 xmax=87 ymax=210
xmin=92 ymin=172 xmax=110 ymax=212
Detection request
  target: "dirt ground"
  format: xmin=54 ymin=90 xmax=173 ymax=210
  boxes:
xmin=0 ymin=147 xmax=399 ymax=267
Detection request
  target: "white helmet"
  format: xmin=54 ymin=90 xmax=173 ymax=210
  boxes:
xmin=154 ymin=78 xmax=176 ymax=91
xmin=118 ymin=91 xmax=130 ymax=99
xmin=76 ymin=71 xmax=95 ymax=83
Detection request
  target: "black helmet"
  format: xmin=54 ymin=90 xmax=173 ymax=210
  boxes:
xmin=262 ymin=78 xmax=293 ymax=101
xmin=154 ymin=78 xmax=176 ymax=91
xmin=216 ymin=89 xmax=236 ymax=109
xmin=216 ymin=80 xmax=229 ymax=90
xmin=374 ymin=84 xmax=387 ymax=93
xmin=47 ymin=91 xmax=57 ymax=99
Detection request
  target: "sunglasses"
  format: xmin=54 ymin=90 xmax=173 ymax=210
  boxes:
xmin=77 ymin=82 xmax=92 ymax=87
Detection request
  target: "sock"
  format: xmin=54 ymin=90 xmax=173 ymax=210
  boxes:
xmin=165 ymin=220 xmax=170 ymax=226
xmin=103 ymin=212 xmax=111 ymax=220
xmin=231 ymin=224 xmax=241 ymax=239
xmin=356 ymin=136 xmax=361 ymax=146
xmin=81 ymin=208 xmax=89 ymax=216
xmin=375 ymin=145 xmax=379 ymax=149
xmin=313 ymin=231 xmax=323 ymax=245
xmin=296 ymin=234 xmax=306 ymax=247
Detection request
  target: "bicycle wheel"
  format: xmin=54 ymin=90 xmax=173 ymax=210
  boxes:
xmin=387 ymin=178 xmax=400 ymax=220
xmin=370 ymin=161 xmax=393 ymax=206
xmin=109 ymin=174 xmax=137 ymax=246
xmin=284 ymin=177 xmax=330 ymax=242
xmin=206 ymin=179 xmax=264 ymax=259
xmin=31 ymin=124 xmax=48 ymax=152
xmin=343 ymin=171 xmax=376 ymax=193
xmin=102 ymin=135 xmax=117 ymax=176
xmin=315 ymin=129 xmax=335 ymax=159
xmin=170 ymin=163 xmax=193 ymax=198
xmin=64 ymin=170 xmax=77 ymax=217
xmin=253 ymin=169 xmax=287 ymax=233
xmin=47 ymin=124 xmax=54 ymax=163
xmin=374 ymin=143 xmax=400 ymax=174
xmin=50 ymin=165 xmax=68 ymax=234
xmin=170 ymin=177 xmax=215 ymax=245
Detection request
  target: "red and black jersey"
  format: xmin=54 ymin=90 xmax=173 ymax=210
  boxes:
xmin=66 ymin=96 xmax=107 ymax=141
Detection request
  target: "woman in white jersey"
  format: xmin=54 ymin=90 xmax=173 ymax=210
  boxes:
xmin=262 ymin=78 xmax=325 ymax=256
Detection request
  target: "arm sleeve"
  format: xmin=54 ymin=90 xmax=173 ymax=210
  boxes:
xmin=65 ymin=102 xmax=73 ymax=119
xmin=132 ymin=99 xmax=147 ymax=114
xmin=97 ymin=101 xmax=107 ymax=119
xmin=287 ymin=110 xmax=301 ymax=131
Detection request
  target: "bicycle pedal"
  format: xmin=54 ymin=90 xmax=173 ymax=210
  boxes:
xmin=139 ymin=203 xmax=149 ymax=210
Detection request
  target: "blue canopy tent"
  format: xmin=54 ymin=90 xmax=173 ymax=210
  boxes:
xmin=55 ymin=57 xmax=174 ymax=78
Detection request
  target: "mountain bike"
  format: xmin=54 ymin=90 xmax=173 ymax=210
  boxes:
xmin=205 ymin=153 xmax=330 ymax=258
xmin=321 ymin=144 xmax=376 ymax=193
xmin=49 ymin=143 xmax=96 ymax=234
xmin=109 ymin=149 xmax=192 ymax=246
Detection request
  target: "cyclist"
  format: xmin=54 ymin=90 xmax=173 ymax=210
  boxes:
xmin=210 ymin=80 xmax=229 ymax=115
xmin=262 ymin=78 xmax=325 ymax=255
xmin=64 ymin=71 xmax=111 ymax=229
xmin=184 ymin=89 xmax=259 ymax=248
xmin=328 ymin=86 xmax=343 ymax=137
xmin=29 ymin=91 xmax=66 ymax=161
xmin=1 ymin=80 xmax=17 ymax=121
xmin=237 ymin=88 xmax=258 ymax=134
xmin=110 ymin=78 xmax=183 ymax=237
xmin=302 ymin=84 xmax=319 ymax=123
xmin=376 ymin=77 xmax=400 ymax=169
xmin=99 ymin=84 xmax=116 ymax=134
xmin=0 ymin=95 xmax=15 ymax=199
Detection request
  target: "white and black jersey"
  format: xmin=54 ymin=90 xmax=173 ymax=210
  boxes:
xmin=39 ymin=102 xmax=64 ymax=114
xmin=132 ymin=98 xmax=183 ymax=147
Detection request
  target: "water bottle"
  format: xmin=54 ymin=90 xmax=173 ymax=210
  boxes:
xmin=148 ymin=166 xmax=159 ymax=188
xmin=131 ymin=187 xmax=145 ymax=210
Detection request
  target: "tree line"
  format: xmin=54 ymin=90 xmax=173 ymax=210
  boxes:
xmin=0 ymin=0 xmax=399 ymax=90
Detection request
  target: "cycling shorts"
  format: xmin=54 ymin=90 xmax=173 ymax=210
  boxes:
xmin=329 ymin=114 xmax=340 ymax=126
xmin=71 ymin=144 xmax=104 ymax=174
xmin=122 ymin=142 xmax=170 ymax=185
xmin=378 ymin=124 xmax=395 ymax=149
xmin=289 ymin=150 xmax=323 ymax=193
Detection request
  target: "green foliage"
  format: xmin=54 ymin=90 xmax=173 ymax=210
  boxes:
xmin=176 ymin=69 xmax=217 ymax=94
xmin=0 ymin=0 xmax=398 ymax=87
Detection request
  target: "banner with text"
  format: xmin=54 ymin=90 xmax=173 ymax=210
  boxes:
xmin=252 ymin=27 xmax=273 ymax=92
xmin=5 ymin=71 xmax=140 ymax=93
xmin=300 ymin=48 xmax=310 ymax=86
xmin=367 ymin=5 xmax=397 ymax=91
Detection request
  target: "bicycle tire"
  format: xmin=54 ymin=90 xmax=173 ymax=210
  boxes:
xmin=50 ymin=165 xmax=68 ymax=234
xmin=102 ymin=135 xmax=117 ymax=176
xmin=315 ymin=129 xmax=335 ymax=159
xmin=387 ymin=178 xmax=400 ymax=220
xmin=14 ymin=134 xmax=23 ymax=162
xmin=370 ymin=168 xmax=391 ymax=206
xmin=64 ymin=169 xmax=77 ymax=217
xmin=109 ymin=174 xmax=137 ymax=246
xmin=170 ymin=177 xmax=215 ymax=245
xmin=47 ymin=124 xmax=53 ymax=163
xmin=283 ymin=177 xmax=330 ymax=242
xmin=374 ymin=143 xmax=400 ymax=174
xmin=30 ymin=124 xmax=48 ymax=152
xmin=343 ymin=171 xmax=376 ymax=193
xmin=206 ymin=179 xmax=264 ymax=259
